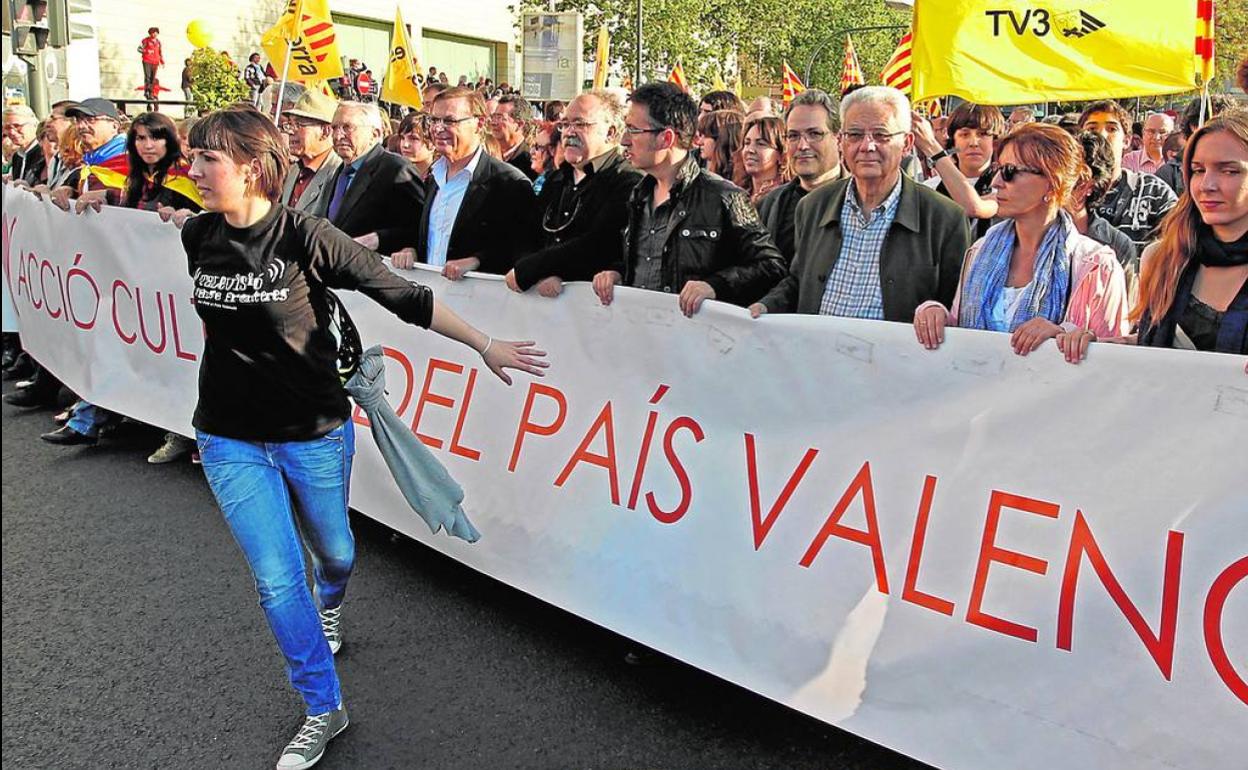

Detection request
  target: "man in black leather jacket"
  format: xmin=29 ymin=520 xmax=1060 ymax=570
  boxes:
xmin=592 ymin=82 xmax=785 ymax=317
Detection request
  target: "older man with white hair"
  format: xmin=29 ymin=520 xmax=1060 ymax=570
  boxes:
xmin=1121 ymin=111 xmax=1175 ymax=175
xmin=752 ymin=86 xmax=970 ymax=321
xmin=506 ymin=89 xmax=643 ymax=297
xmin=3 ymin=104 xmax=43 ymax=186
xmin=322 ymin=101 xmax=426 ymax=253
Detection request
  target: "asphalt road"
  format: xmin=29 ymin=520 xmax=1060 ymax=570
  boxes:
xmin=2 ymin=388 xmax=934 ymax=770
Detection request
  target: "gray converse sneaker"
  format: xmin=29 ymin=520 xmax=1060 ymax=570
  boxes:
xmin=147 ymin=433 xmax=193 ymax=464
xmin=319 ymin=607 xmax=342 ymax=655
xmin=276 ymin=706 xmax=349 ymax=770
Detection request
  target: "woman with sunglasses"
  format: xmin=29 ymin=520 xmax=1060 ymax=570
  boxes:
xmin=159 ymin=107 xmax=546 ymax=769
xmin=914 ymin=123 xmax=1129 ymax=359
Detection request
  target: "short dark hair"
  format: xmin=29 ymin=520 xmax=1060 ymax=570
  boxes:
xmin=496 ymin=93 xmax=534 ymax=124
xmin=249 ymin=53 xmax=261 ymax=62
xmin=148 ymin=27 xmax=159 ymax=35
xmin=630 ymin=81 xmax=698 ymax=148
xmin=1078 ymin=100 xmax=1132 ymax=131
xmin=1075 ymin=130 xmax=1116 ymax=209
xmin=543 ymin=100 xmax=565 ymax=122
xmin=700 ymin=90 xmax=743 ymax=113
xmin=188 ymin=106 xmax=289 ymax=203
xmin=1180 ymin=94 xmax=1242 ymax=138
xmin=784 ymin=89 xmax=839 ymax=132
xmin=944 ymin=102 xmax=1005 ymax=149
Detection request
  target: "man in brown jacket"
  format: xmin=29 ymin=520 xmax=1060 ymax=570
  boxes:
xmin=751 ymin=86 xmax=969 ymax=322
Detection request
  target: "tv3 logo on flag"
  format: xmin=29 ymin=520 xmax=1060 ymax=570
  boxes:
xmin=985 ymin=8 xmax=1106 ymax=38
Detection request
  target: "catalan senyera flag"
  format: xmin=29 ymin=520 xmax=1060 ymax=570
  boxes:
xmin=1196 ymin=0 xmax=1215 ymax=84
xmin=668 ymin=62 xmax=689 ymax=92
xmin=381 ymin=7 xmax=423 ymax=109
xmin=260 ymin=0 xmax=344 ymax=82
xmin=911 ymin=0 xmax=1200 ymax=105
xmin=881 ymin=31 xmax=913 ymax=94
xmin=839 ymin=35 xmax=865 ymax=94
xmin=592 ymin=26 xmax=610 ymax=89
xmin=781 ymin=61 xmax=805 ymax=107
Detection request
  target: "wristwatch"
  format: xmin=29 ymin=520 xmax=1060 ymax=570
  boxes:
xmin=929 ymin=149 xmax=949 ymax=164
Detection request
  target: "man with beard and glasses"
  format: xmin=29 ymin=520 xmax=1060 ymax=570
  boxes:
xmin=505 ymin=90 xmax=643 ymax=297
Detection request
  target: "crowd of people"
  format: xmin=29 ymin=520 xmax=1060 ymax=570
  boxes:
xmin=4 ymin=56 xmax=1247 ymax=770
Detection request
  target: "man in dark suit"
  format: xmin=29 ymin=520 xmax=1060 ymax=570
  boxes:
xmin=489 ymin=94 xmax=538 ymax=181
xmin=392 ymin=87 xmax=536 ymax=278
xmin=322 ymin=101 xmax=426 ymax=254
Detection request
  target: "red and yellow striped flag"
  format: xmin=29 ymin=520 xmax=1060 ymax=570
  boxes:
xmin=839 ymin=35 xmax=865 ymax=95
xmin=781 ymin=61 xmax=806 ymax=107
xmin=668 ymin=62 xmax=689 ymax=93
xmin=881 ymin=31 xmax=913 ymax=94
xmin=1196 ymin=0 xmax=1215 ymax=83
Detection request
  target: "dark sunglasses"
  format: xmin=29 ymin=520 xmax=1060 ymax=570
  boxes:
xmin=997 ymin=164 xmax=1044 ymax=183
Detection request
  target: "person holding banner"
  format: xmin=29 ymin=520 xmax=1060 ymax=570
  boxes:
xmin=913 ymin=123 xmax=1129 ymax=359
xmin=156 ymin=106 xmax=546 ymax=770
xmin=1128 ymin=113 xmax=1248 ymax=356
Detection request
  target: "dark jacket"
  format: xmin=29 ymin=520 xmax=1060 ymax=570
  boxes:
xmin=612 ymin=157 xmax=786 ymax=306
xmin=513 ymin=149 xmax=642 ymax=289
xmin=323 ymin=143 xmax=426 ymax=254
xmin=505 ymin=141 xmax=538 ymax=182
xmin=10 ymin=142 xmax=46 ymax=187
xmin=760 ymin=174 xmax=971 ymax=321
xmin=416 ymin=149 xmax=538 ymax=274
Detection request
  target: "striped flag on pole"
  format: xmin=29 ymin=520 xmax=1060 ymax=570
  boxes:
xmin=1196 ymin=0 xmax=1215 ymax=83
xmin=839 ymin=35 xmax=865 ymax=95
xmin=881 ymin=31 xmax=913 ymax=94
xmin=781 ymin=61 xmax=806 ymax=107
xmin=668 ymin=62 xmax=689 ymax=92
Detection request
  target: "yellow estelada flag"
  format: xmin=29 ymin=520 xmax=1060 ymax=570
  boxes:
xmin=260 ymin=0 xmax=345 ymax=82
xmin=592 ymin=25 xmax=610 ymax=89
xmin=381 ymin=6 xmax=423 ymax=109
xmin=912 ymin=0 xmax=1199 ymax=104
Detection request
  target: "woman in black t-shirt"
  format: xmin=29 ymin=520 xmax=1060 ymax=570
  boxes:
xmin=162 ymin=106 xmax=546 ymax=770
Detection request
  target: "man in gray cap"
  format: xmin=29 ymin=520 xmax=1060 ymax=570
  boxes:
xmin=278 ymin=87 xmax=343 ymax=212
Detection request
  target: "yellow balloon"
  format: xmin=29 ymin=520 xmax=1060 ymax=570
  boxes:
xmin=186 ymin=20 xmax=214 ymax=49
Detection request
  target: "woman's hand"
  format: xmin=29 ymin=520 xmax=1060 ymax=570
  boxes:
xmin=156 ymin=206 xmax=197 ymax=228
xmin=1056 ymin=328 xmax=1096 ymax=364
xmin=73 ymin=190 xmax=108 ymax=214
xmin=479 ymin=338 xmax=548 ymax=386
xmin=914 ymin=305 xmax=948 ymax=350
xmin=48 ymin=185 xmax=75 ymax=211
xmin=1010 ymin=318 xmax=1062 ymax=356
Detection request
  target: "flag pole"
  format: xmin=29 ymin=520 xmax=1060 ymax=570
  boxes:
xmin=274 ymin=38 xmax=295 ymax=122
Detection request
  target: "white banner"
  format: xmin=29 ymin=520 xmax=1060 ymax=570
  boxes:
xmin=4 ymin=187 xmax=1246 ymax=770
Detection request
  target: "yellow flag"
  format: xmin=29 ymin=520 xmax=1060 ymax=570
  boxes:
xmin=382 ymin=7 xmax=423 ymax=108
xmin=912 ymin=0 xmax=1198 ymax=104
xmin=260 ymin=0 xmax=344 ymax=82
xmin=592 ymin=26 xmax=610 ymax=89
xmin=712 ymin=74 xmax=726 ymax=91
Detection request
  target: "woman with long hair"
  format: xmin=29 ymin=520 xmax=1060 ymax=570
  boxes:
xmin=1117 ymin=113 xmax=1248 ymax=355
xmin=159 ymin=107 xmax=546 ymax=769
xmin=695 ymin=109 xmax=746 ymax=187
xmin=913 ymin=123 xmax=1129 ymax=359
xmin=740 ymin=114 xmax=787 ymax=205
xmin=123 ymin=112 xmax=202 ymax=211
xmin=395 ymin=111 xmax=435 ymax=180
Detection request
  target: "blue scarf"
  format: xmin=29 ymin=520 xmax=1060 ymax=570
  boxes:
xmin=82 ymin=134 xmax=126 ymax=166
xmin=959 ymin=212 xmax=1073 ymax=331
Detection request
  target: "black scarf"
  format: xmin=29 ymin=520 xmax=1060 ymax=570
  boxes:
xmin=1197 ymin=229 xmax=1248 ymax=267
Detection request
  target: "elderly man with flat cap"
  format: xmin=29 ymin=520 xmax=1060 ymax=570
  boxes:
xmin=279 ymin=88 xmax=343 ymax=212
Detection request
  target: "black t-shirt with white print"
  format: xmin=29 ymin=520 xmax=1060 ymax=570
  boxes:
xmin=182 ymin=204 xmax=433 ymax=442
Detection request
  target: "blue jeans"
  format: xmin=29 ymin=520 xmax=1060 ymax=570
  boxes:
xmin=196 ymin=422 xmax=356 ymax=715
xmin=67 ymin=401 xmax=119 ymax=438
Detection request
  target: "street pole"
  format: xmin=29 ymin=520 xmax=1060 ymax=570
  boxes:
xmin=635 ymin=0 xmax=642 ymax=87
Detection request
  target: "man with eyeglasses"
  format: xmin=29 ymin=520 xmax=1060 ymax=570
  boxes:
xmin=1121 ymin=111 xmax=1174 ymax=176
xmin=756 ymin=89 xmax=844 ymax=264
xmin=505 ymin=90 xmax=643 ymax=297
xmin=490 ymin=94 xmax=539 ymax=181
xmin=47 ymin=99 xmax=129 ymax=211
xmin=321 ymin=101 xmax=425 ymax=255
xmin=591 ymin=81 xmax=784 ymax=317
xmin=393 ymin=87 xmax=535 ymax=278
xmin=278 ymin=88 xmax=342 ymax=213
xmin=3 ymin=104 xmax=42 ymax=186
xmin=1078 ymin=100 xmax=1177 ymax=250
xmin=752 ymin=86 xmax=969 ymax=322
